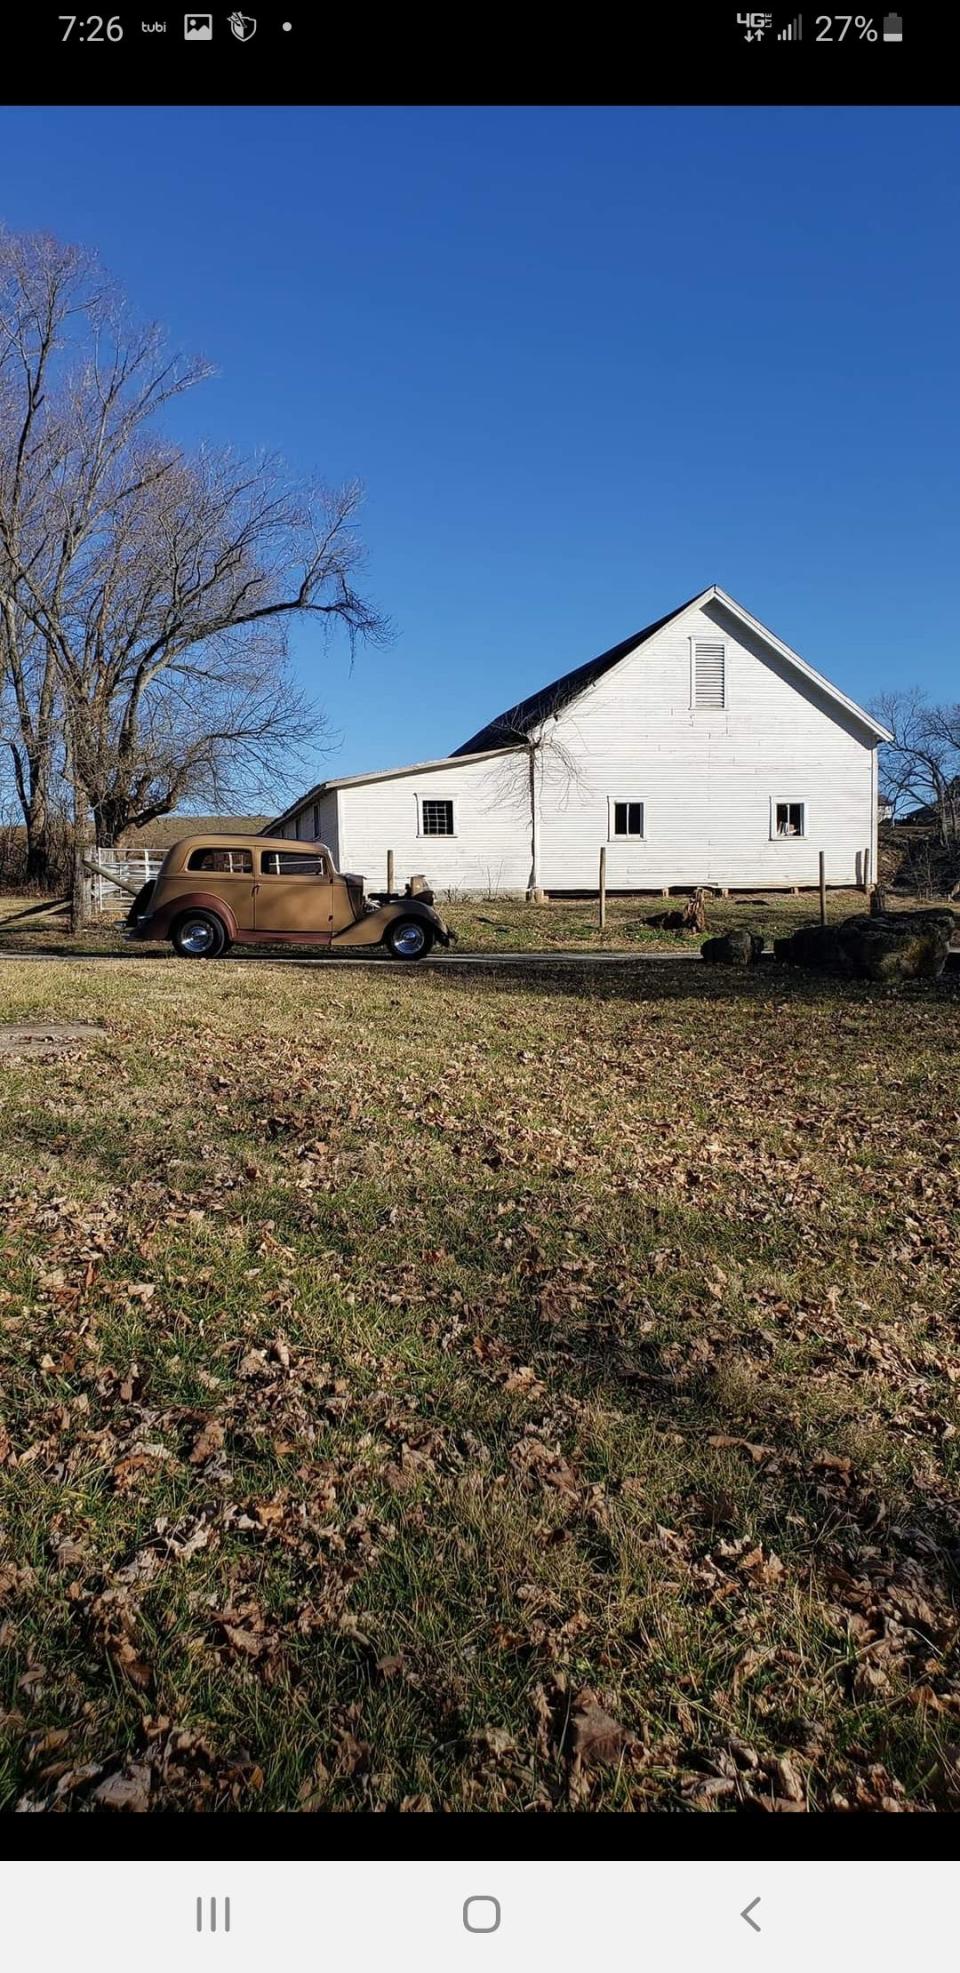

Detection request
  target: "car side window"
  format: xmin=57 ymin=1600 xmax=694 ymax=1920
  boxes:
xmin=186 ymin=847 xmax=253 ymax=873
xmin=260 ymin=850 xmax=328 ymax=877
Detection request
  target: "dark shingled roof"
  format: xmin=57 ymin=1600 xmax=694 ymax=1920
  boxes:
xmin=451 ymin=590 xmax=709 ymax=756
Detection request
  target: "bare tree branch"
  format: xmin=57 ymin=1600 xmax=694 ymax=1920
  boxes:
xmin=874 ymin=688 xmax=960 ymax=847
xmin=478 ymin=688 xmax=588 ymax=894
xmin=0 ymin=225 xmax=386 ymax=859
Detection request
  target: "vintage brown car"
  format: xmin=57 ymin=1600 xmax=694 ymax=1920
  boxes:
xmin=123 ymin=835 xmax=454 ymax=961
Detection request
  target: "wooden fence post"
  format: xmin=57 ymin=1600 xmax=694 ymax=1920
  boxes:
xmin=387 ymin=849 xmax=395 ymax=897
xmin=819 ymin=851 xmax=827 ymax=927
xmin=71 ymin=846 xmax=90 ymax=934
xmin=598 ymin=846 xmax=607 ymax=931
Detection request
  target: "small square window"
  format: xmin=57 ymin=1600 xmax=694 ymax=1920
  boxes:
xmin=421 ymin=798 xmax=455 ymax=836
xmin=774 ymin=801 xmax=806 ymax=838
xmin=612 ymin=801 xmax=644 ymax=838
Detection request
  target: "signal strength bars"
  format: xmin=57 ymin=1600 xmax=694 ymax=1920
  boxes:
xmin=778 ymin=13 xmax=802 ymax=35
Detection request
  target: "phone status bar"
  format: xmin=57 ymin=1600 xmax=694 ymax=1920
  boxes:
xmin=40 ymin=4 xmax=923 ymax=105
xmin=56 ymin=13 xmax=296 ymax=44
xmin=51 ymin=8 xmax=906 ymax=48
xmin=735 ymin=11 xmax=903 ymax=41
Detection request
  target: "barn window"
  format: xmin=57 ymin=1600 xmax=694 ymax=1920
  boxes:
xmin=312 ymin=803 xmax=320 ymax=836
xmin=773 ymin=800 xmax=806 ymax=838
xmin=420 ymin=798 xmax=455 ymax=837
xmin=692 ymin=640 xmax=726 ymax=708
xmin=610 ymin=800 xmax=645 ymax=838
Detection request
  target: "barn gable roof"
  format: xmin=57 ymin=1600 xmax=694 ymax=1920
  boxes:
xmin=452 ymin=585 xmax=891 ymax=752
xmin=451 ymin=592 xmax=704 ymax=756
xmin=267 ymin=585 xmax=891 ymax=832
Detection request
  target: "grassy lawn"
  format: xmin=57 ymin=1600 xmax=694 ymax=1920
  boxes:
xmin=0 ymin=884 xmax=948 ymax=959
xmin=1 ymin=934 xmax=959 ymax=1812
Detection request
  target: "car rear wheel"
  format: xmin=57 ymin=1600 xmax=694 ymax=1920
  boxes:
xmin=171 ymin=911 xmax=229 ymax=959
xmin=385 ymin=917 xmax=433 ymax=960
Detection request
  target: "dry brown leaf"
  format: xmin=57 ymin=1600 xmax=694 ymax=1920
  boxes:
xmin=189 ymin=1419 xmax=225 ymax=1464
xmin=570 ymin=1690 xmax=637 ymax=1768
xmin=91 ymin=1764 xmax=152 ymax=1811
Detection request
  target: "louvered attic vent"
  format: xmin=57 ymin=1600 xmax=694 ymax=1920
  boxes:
xmin=694 ymin=641 xmax=725 ymax=708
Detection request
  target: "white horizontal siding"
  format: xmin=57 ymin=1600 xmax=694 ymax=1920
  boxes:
xmin=287 ymin=790 xmax=339 ymax=861
xmin=536 ymin=598 xmax=876 ymax=889
xmin=336 ymin=755 xmax=533 ymax=896
xmin=275 ymin=597 xmax=878 ymax=893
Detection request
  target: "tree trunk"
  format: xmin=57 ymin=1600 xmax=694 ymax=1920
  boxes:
xmin=23 ymin=790 xmax=51 ymax=885
xmin=7 ymin=739 xmax=54 ymax=886
xmin=527 ymin=743 xmax=539 ymax=893
xmin=25 ymin=836 xmax=50 ymax=885
xmin=67 ymin=726 xmax=93 ymax=930
xmin=91 ymin=799 xmax=123 ymax=851
xmin=70 ymin=837 xmax=90 ymax=933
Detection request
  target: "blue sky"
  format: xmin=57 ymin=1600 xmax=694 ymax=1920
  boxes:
xmin=1 ymin=105 xmax=957 ymax=789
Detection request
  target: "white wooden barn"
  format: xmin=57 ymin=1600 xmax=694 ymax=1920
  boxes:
xmin=267 ymin=586 xmax=891 ymax=897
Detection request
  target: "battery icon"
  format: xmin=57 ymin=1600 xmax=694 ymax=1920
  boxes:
xmin=882 ymin=12 xmax=903 ymax=37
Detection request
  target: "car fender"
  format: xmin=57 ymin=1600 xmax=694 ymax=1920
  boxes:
xmin=330 ymin=898 xmax=454 ymax=950
xmin=377 ymin=898 xmax=453 ymax=946
xmin=405 ymin=900 xmax=454 ymax=946
xmin=150 ymin=890 xmax=240 ymax=942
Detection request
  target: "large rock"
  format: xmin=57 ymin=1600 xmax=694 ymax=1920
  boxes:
xmin=775 ymin=908 xmax=956 ymax=982
xmin=701 ymin=930 xmax=764 ymax=966
xmin=773 ymin=924 xmax=850 ymax=972
xmin=874 ymin=907 xmax=956 ymax=938
xmin=839 ymin=913 xmax=952 ymax=981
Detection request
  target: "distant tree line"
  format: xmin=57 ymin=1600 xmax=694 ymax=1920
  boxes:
xmin=0 ymin=226 xmax=385 ymax=886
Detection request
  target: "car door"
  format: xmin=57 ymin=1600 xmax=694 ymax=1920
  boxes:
xmin=254 ymin=848 xmax=336 ymax=941
xmin=180 ymin=843 xmax=257 ymax=930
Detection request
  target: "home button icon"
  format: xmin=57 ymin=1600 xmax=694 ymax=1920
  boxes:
xmin=463 ymin=1897 xmax=501 ymax=1934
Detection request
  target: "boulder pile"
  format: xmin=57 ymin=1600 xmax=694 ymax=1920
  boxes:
xmin=701 ymin=930 xmax=765 ymax=966
xmin=774 ymin=908 xmax=956 ymax=982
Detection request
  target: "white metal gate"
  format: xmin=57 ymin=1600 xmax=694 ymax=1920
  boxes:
xmin=85 ymin=848 xmax=165 ymax=914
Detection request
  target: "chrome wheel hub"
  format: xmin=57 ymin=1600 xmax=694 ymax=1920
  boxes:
xmin=180 ymin=919 xmax=215 ymax=955
xmin=393 ymin=921 xmax=427 ymax=956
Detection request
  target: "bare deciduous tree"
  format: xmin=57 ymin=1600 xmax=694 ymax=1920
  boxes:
xmin=480 ymin=695 xmax=585 ymax=897
xmin=0 ymin=225 xmax=385 ymax=870
xmin=874 ymin=688 xmax=960 ymax=847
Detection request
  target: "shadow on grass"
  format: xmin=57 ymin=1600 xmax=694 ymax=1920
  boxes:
xmin=276 ymin=954 xmax=960 ymax=1010
xmin=1 ymin=937 xmax=957 ymax=1004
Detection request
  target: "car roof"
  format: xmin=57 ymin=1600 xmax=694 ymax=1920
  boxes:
xmin=172 ymin=834 xmax=328 ymax=854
